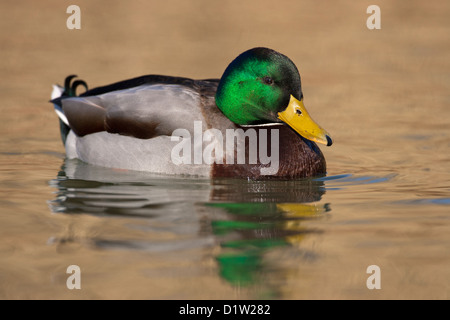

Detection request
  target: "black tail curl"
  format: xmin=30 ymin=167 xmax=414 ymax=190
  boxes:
xmin=51 ymin=75 xmax=88 ymax=107
xmin=63 ymin=75 xmax=88 ymax=97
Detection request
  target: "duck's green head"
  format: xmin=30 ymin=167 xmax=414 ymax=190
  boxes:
xmin=216 ymin=47 xmax=332 ymax=146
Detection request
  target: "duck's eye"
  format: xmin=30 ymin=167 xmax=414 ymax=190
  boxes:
xmin=296 ymin=109 xmax=302 ymax=115
xmin=263 ymin=76 xmax=274 ymax=85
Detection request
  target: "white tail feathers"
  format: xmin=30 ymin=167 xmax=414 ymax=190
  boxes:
xmin=51 ymin=84 xmax=64 ymax=100
xmin=51 ymin=84 xmax=69 ymax=126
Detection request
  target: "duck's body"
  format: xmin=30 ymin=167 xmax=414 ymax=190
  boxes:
xmin=51 ymin=48 xmax=331 ymax=179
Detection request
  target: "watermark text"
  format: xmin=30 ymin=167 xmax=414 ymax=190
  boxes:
xmin=170 ymin=121 xmax=280 ymax=175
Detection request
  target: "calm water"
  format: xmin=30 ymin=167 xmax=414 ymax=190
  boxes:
xmin=0 ymin=1 xmax=449 ymax=299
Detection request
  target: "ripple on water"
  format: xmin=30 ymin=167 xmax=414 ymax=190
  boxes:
xmin=315 ymin=173 xmax=397 ymax=190
xmin=393 ymin=198 xmax=450 ymax=206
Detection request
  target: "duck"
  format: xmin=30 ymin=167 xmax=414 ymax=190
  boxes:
xmin=51 ymin=47 xmax=332 ymax=179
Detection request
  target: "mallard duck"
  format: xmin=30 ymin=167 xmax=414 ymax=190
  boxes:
xmin=51 ymin=47 xmax=332 ymax=179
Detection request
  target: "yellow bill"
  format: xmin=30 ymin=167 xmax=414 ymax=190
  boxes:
xmin=278 ymin=95 xmax=332 ymax=146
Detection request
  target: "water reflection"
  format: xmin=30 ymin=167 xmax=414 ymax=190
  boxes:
xmin=209 ymin=202 xmax=328 ymax=287
xmin=48 ymin=159 xmax=330 ymax=294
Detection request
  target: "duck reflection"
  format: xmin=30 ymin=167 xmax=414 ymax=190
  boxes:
xmin=49 ymin=159 xmax=330 ymax=293
xmin=206 ymin=180 xmax=329 ymax=287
